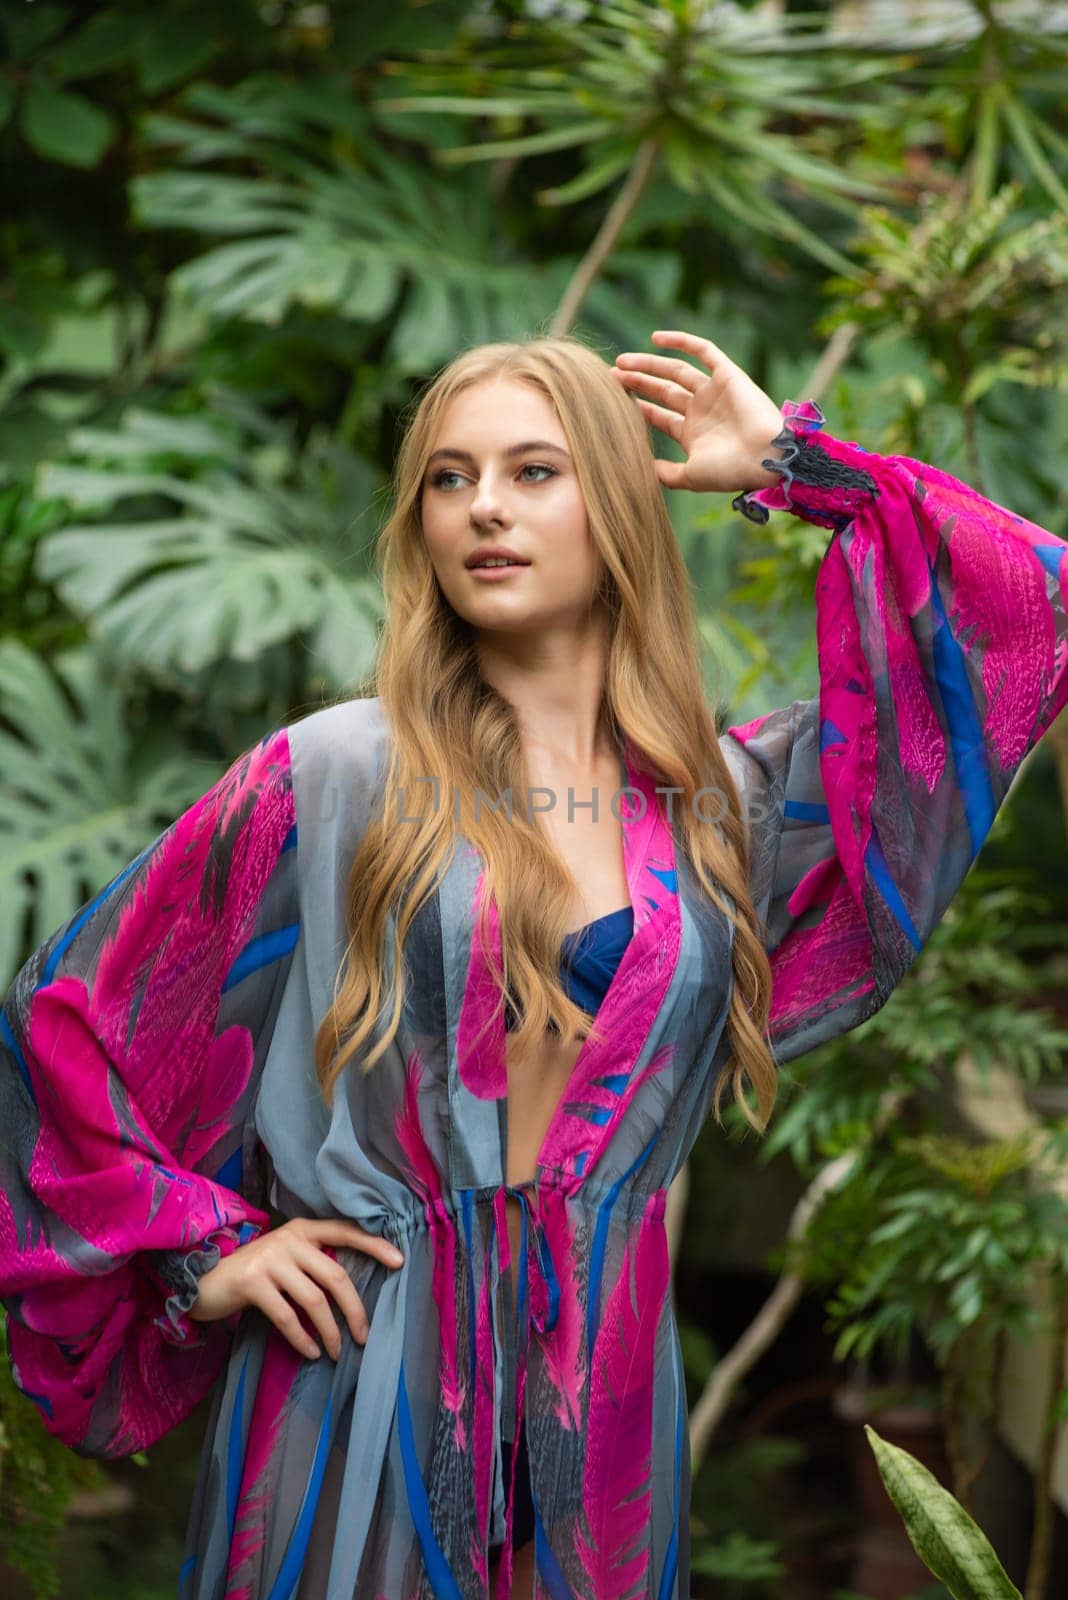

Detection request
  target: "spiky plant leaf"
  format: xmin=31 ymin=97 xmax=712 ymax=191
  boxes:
xmin=865 ymin=1426 xmax=1022 ymax=1600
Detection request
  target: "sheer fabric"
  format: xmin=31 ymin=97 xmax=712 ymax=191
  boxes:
xmin=2 ymin=400 xmax=1064 ymax=1598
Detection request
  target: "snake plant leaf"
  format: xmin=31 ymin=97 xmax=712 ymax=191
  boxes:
xmin=865 ymin=1425 xmax=1023 ymax=1600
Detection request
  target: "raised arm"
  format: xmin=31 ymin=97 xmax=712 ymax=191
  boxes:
xmin=721 ymin=399 xmax=1067 ymax=1061
xmin=0 ymin=727 xmax=299 ymax=1456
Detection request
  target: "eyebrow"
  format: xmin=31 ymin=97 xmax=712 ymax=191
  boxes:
xmin=426 ymin=440 xmax=572 ymax=467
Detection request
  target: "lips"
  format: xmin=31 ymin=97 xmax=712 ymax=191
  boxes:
xmin=464 ymin=546 xmax=530 ymax=569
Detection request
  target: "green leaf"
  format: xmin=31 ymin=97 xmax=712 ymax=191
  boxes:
xmin=46 ymin=12 xmax=132 ymax=80
xmin=1000 ymin=96 xmax=1068 ymax=213
xmin=865 ymin=1427 xmax=1022 ymax=1599
xmin=538 ymin=146 xmax=636 ymax=206
xmin=33 ymin=403 xmax=386 ymax=694
xmin=373 ymin=93 xmax=576 ymax=118
xmin=19 ymin=76 xmax=116 ymax=167
xmin=0 ymin=640 xmax=207 ymax=992
xmin=132 ymin=14 xmax=220 ymax=95
xmin=1 ymin=3 xmax=69 ymax=64
xmin=434 ymin=118 xmax=615 ymax=164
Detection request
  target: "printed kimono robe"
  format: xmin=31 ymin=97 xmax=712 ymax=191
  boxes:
xmin=1 ymin=399 xmax=1066 ymax=1600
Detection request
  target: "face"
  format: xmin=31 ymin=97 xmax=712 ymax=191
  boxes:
xmin=419 ymin=377 xmax=605 ymax=637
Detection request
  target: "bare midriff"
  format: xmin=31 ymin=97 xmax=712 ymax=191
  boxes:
xmin=502 ymin=1026 xmax=584 ymax=1303
xmin=499 ymin=739 xmax=631 ymax=1310
xmin=490 ymin=738 xmax=630 ymax=1574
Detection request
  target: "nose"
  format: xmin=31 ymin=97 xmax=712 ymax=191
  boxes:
xmin=468 ymin=474 xmax=513 ymax=527
xmin=470 ymin=498 xmax=509 ymax=530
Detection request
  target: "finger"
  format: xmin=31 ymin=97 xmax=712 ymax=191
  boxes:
xmin=616 ymin=387 xmax=684 ymax=443
xmin=615 ymin=352 xmax=700 ymax=393
xmin=301 ymin=1247 xmax=371 ymax=1347
xmin=654 ymin=459 xmax=690 ymax=491
xmin=273 ymin=1263 xmax=344 ymax=1360
xmin=302 ymin=1219 xmax=405 ymax=1268
xmin=255 ymin=1282 xmax=325 ymax=1361
xmin=650 ymin=329 xmax=736 ymax=371
xmin=613 ymin=369 xmax=691 ymax=418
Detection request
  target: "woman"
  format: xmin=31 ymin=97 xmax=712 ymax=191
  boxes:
xmin=1 ymin=329 xmax=1065 ymax=1600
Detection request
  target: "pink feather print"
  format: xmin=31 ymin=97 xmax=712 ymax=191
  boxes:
xmin=223 ymin=1332 xmax=304 ymax=1599
xmin=576 ymin=1196 xmax=670 ymax=1600
xmin=456 ymin=874 xmax=508 ymax=1100
xmin=93 ymin=731 xmax=293 ymax=1123
xmin=536 ymin=1189 xmax=586 ymax=1431
xmin=552 ymin=1040 xmax=676 ymax=1186
xmin=470 ymin=1238 xmax=495 ymax=1572
xmin=393 ymin=1050 xmax=467 ymax=1450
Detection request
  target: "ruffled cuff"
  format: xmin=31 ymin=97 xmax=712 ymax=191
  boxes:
xmin=731 ymin=398 xmax=881 ymax=531
xmin=146 ymin=1220 xmax=264 ymax=1348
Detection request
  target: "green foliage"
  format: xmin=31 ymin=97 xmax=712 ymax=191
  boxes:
xmin=689 ymin=1434 xmax=803 ymax=1598
xmin=0 ymin=639 xmax=222 ymax=990
xmin=690 ymin=1529 xmax=787 ymax=1587
xmin=0 ymin=0 xmax=1067 ymax=1593
xmin=0 ymin=1319 xmax=104 ymax=1600
xmin=372 ymin=0 xmax=921 ymax=275
xmin=33 ymin=396 xmax=386 ymax=697
xmin=809 ymin=1129 xmax=1068 ymax=1369
xmin=865 ymin=1427 xmax=1023 ymax=1599
xmin=821 ymin=183 xmax=1068 ymax=403
xmin=761 ymin=869 xmax=1068 ymax=1173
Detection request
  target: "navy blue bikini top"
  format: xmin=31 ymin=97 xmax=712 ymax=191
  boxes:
xmin=503 ymin=902 xmax=634 ymax=1031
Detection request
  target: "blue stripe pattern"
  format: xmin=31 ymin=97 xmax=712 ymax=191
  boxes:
xmin=226 ymin=1349 xmax=251 ymax=1547
xmin=2 ymin=1008 xmax=35 ymax=1105
xmin=656 ymin=1337 xmax=685 ymax=1600
xmin=215 ymin=1146 xmax=243 ymax=1192
xmin=592 ymin=1073 xmax=630 ymax=1093
xmin=646 ymin=865 xmax=678 ymax=895
xmin=1035 ymin=544 xmax=1065 ymax=580
xmin=534 ymin=1502 xmax=580 ymax=1599
xmin=586 ymin=1126 xmax=661 ymax=1358
xmin=784 ymin=798 xmax=830 ymax=824
xmin=265 ymin=1391 xmax=334 ymax=1600
xmin=925 ymin=555 xmax=996 ymax=856
xmin=397 ymin=1359 xmax=464 ymax=1600
xmin=223 ymin=922 xmax=300 ymax=993
xmin=533 ymin=1217 xmax=560 ymax=1333
xmin=41 ymin=843 xmax=153 ymax=986
xmin=864 ymin=823 xmax=922 ymax=952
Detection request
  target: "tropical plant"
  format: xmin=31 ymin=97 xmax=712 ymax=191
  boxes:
xmin=32 ymin=397 xmax=386 ymax=698
xmin=866 ymin=1425 xmax=1023 ymax=1600
xmin=2 ymin=1 xmax=1067 ymax=1596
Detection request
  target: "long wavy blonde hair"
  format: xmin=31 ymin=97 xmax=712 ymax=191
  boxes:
xmin=313 ymin=333 xmax=779 ymax=1134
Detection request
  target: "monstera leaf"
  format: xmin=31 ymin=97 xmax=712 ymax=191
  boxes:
xmin=0 ymin=639 xmax=210 ymax=992
xmin=130 ymin=80 xmax=574 ymax=371
xmin=33 ymin=398 xmax=385 ymax=695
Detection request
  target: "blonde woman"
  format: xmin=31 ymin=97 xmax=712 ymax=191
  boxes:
xmin=1 ymin=330 xmax=1065 ymax=1600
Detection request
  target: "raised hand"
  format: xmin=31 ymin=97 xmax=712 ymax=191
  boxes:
xmin=610 ymin=329 xmax=787 ymax=495
xmin=188 ymin=1216 xmax=405 ymax=1360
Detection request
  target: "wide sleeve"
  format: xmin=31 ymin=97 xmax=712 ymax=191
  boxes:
xmin=719 ymin=398 xmax=1067 ymax=1065
xmin=0 ymin=725 xmax=300 ymax=1457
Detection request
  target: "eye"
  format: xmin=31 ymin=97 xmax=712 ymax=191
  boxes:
xmin=428 ymin=463 xmax=558 ymax=490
